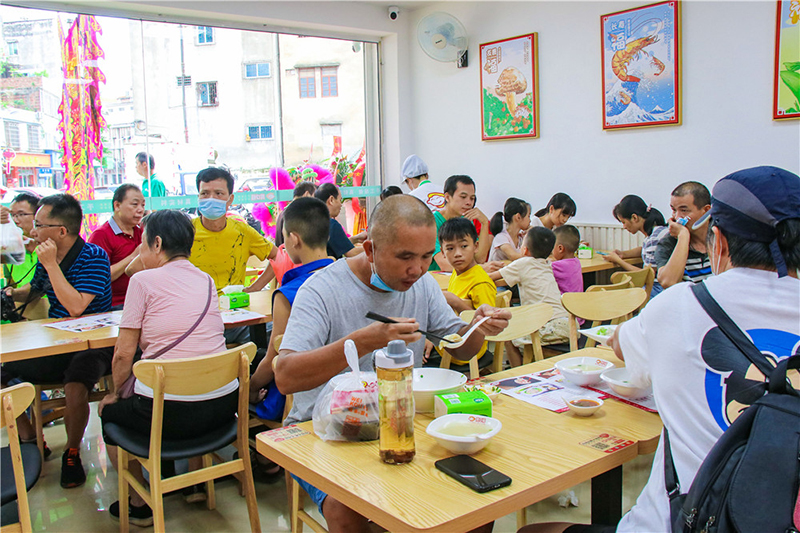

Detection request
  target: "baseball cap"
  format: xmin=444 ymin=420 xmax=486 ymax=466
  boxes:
xmin=401 ymin=155 xmax=428 ymax=179
xmin=693 ymin=165 xmax=800 ymax=277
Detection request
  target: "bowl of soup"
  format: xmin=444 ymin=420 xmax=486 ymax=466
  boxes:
xmin=567 ymin=397 xmax=604 ymax=417
xmin=555 ymin=357 xmax=616 ymax=387
xmin=426 ymin=413 xmax=502 ymax=454
xmin=413 ymin=368 xmax=467 ymax=413
xmin=601 ymin=368 xmax=650 ymax=399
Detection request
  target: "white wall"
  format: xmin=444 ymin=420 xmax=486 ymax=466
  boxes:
xmin=403 ymin=1 xmax=800 ymax=224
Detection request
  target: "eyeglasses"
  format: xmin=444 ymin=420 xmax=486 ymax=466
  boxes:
xmin=33 ymin=222 xmax=65 ymax=229
xmin=10 ymin=212 xmax=34 ymax=220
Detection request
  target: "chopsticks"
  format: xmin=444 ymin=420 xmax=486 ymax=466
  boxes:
xmin=365 ymin=311 xmax=450 ymax=344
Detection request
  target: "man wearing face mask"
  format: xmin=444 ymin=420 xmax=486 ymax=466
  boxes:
xmin=189 ymin=167 xmax=277 ymax=344
xmin=273 ymin=195 xmax=511 ymax=533
xmin=529 ymin=167 xmax=800 ymax=533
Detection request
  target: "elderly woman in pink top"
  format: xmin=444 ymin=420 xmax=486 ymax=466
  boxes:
xmin=98 ymin=210 xmax=234 ymax=527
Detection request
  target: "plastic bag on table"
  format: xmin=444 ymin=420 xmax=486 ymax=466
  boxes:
xmin=1 ymin=221 xmax=25 ymax=265
xmin=313 ymin=339 xmax=379 ymax=441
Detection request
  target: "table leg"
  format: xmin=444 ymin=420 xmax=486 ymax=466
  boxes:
xmin=591 ymin=465 xmax=623 ymax=525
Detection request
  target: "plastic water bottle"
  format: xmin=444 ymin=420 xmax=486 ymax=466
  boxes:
xmin=375 ymin=339 xmax=415 ymax=464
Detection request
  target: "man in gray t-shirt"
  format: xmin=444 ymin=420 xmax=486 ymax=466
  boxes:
xmin=274 ymin=195 xmax=510 ymax=533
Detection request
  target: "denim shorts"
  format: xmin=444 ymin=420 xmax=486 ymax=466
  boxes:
xmin=292 ymin=475 xmax=327 ymax=515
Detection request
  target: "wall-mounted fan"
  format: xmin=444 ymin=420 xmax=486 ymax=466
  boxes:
xmin=416 ymin=12 xmax=469 ymax=67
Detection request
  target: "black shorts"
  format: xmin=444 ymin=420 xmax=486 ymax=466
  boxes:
xmin=3 ymin=347 xmax=114 ymax=391
xmin=101 ymin=390 xmax=239 ymax=443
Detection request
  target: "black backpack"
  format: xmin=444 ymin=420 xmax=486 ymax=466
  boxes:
xmin=663 ymin=282 xmax=800 ymax=533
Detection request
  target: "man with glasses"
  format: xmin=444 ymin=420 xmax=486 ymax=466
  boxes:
xmin=4 ymin=193 xmax=113 ymax=489
xmin=2 ymin=192 xmax=41 ymax=286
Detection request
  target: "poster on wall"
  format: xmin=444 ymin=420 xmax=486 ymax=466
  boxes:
xmin=774 ymin=0 xmax=800 ymax=120
xmin=601 ymin=1 xmax=681 ymax=130
xmin=480 ymin=33 xmax=539 ymax=140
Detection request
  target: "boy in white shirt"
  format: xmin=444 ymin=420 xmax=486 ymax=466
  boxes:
xmin=490 ymin=226 xmax=570 ymax=366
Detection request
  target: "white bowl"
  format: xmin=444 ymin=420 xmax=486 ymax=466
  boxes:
xmin=555 ymin=357 xmax=616 ymax=387
xmin=567 ymin=397 xmax=604 ymax=417
xmin=601 ymin=368 xmax=650 ymax=399
xmin=426 ymin=413 xmax=502 ymax=455
xmin=412 ymin=368 xmax=467 ymax=413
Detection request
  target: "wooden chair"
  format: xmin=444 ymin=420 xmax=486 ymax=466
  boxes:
xmin=586 ymin=274 xmax=633 ymax=292
xmin=451 ymin=304 xmax=554 ymax=376
xmin=611 ymin=266 xmax=655 ymax=299
xmin=31 ymin=376 xmax=115 ymax=460
xmin=103 ymin=343 xmax=261 ymax=533
xmin=1 ymin=382 xmax=41 ymax=533
xmin=561 ymin=288 xmax=647 ymax=351
xmin=248 ymin=334 xmax=286 ymax=437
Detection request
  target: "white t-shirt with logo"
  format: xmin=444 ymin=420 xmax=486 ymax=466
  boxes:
xmin=616 ymin=268 xmax=800 ymax=533
xmin=409 ymin=180 xmax=445 ymax=212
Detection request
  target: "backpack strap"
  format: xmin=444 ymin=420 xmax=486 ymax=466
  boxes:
xmin=690 ymin=282 xmax=775 ymax=378
xmin=663 ymin=426 xmax=681 ymax=498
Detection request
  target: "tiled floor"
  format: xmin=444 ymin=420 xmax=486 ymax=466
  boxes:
xmin=6 ymin=412 xmax=654 ymax=532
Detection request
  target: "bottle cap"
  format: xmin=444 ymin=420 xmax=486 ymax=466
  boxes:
xmin=375 ymin=339 xmax=413 ymax=368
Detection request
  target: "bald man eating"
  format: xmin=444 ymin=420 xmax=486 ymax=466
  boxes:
xmin=274 ymin=195 xmax=509 ymax=533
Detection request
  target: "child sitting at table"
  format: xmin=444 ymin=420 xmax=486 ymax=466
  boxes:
xmin=438 ymin=217 xmax=497 ymax=368
xmin=550 ymin=224 xmax=583 ymax=294
xmin=490 ymin=227 xmax=570 ymax=366
xmin=489 ymin=197 xmax=530 ymax=262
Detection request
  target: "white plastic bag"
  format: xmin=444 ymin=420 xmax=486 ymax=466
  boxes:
xmin=1 ymin=221 xmax=25 ymax=265
xmin=312 ymin=339 xmax=379 ymax=441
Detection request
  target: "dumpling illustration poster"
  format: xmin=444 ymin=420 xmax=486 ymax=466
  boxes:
xmin=601 ymin=1 xmax=681 ymax=130
xmin=480 ymin=33 xmax=539 ymax=140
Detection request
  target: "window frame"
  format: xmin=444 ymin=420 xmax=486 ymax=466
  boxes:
xmin=243 ymin=62 xmax=271 ymax=79
xmin=196 ymin=26 xmax=214 ymax=45
xmin=321 ymin=66 xmax=339 ymax=98
xmin=246 ymin=123 xmax=274 ymax=141
xmin=197 ymin=81 xmax=218 ymax=107
xmin=4 ymin=121 xmax=21 ymax=150
xmin=298 ymin=68 xmax=316 ymax=98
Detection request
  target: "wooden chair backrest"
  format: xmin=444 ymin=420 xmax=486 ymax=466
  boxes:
xmin=133 ymin=343 xmax=257 ymax=396
xmin=460 ymin=303 xmax=553 ymax=343
xmin=561 ymin=288 xmax=647 ymax=322
xmin=1 ymin=382 xmax=35 ymax=428
xmin=611 ymin=266 xmax=655 ymax=298
xmin=586 ymin=274 xmax=633 ymax=292
xmin=273 ymin=334 xmax=284 ymax=352
xmin=495 ymin=289 xmax=513 ymax=308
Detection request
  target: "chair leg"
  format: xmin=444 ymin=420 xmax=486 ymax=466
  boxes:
xmin=492 ymin=342 xmax=505 ymax=373
xmin=569 ymin=315 xmax=579 ymax=352
xmin=238 ymin=444 xmax=261 ymax=533
xmin=532 ymin=334 xmax=544 ymax=362
xmin=289 ymin=475 xmax=303 ymax=533
xmin=32 ymin=385 xmax=44 ymax=461
xmin=149 ymin=464 xmax=165 ymax=533
xmin=468 ymin=357 xmax=479 ymax=381
xmin=439 ymin=350 xmax=452 ymax=369
xmin=516 ymin=507 xmax=527 ymax=529
xmin=118 ymin=448 xmax=130 ymax=533
xmin=203 ymin=454 xmax=216 ymax=510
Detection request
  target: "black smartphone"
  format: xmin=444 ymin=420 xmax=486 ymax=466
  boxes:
xmin=435 ymin=455 xmax=512 ymax=493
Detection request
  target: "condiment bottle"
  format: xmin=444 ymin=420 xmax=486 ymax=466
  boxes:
xmin=375 ymin=339 xmax=415 ymax=464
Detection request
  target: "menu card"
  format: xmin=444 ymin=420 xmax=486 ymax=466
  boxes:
xmin=490 ymin=367 xmax=606 ymax=413
xmin=45 ymin=313 xmax=120 ymax=333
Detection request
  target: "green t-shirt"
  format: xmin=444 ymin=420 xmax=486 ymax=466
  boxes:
xmin=429 ymin=210 xmax=447 ymax=271
xmin=141 ymin=174 xmax=167 ymax=197
xmin=3 ymin=250 xmax=37 ymax=287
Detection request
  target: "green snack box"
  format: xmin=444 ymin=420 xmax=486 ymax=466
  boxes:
xmin=434 ymin=390 xmax=493 ymax=418
xmin=219 ymin=292 xmax=250 ymax=310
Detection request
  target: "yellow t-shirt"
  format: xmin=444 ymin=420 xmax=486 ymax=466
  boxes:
xmin=447 ymin=264 xmax=497 ymax=365
xmin=190 ymin=217 xmax=273 ymax=294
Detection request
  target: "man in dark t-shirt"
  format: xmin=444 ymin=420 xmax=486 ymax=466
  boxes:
xmin=4 ymin=194 xmax=113 ymax=489
xmin=314 ymin=183 xmax=365 ymax=259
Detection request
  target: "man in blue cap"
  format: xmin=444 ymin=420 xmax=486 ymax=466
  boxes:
xmin=522 ymin=166 xmax=800 ymax=533
xmin=401 ymin=154 xmax=445 ymax=211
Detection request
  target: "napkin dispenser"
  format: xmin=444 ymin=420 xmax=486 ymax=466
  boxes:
xmin=434 ymin=391 xmax=492 ymax=418
xmin=577 ymin=243 xmax=593 ymax=259
xmin=220 ymin=292 xmax=250 ymax=310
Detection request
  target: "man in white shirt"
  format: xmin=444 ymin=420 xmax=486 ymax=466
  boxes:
xmin=402 ymin=154 xmax=445 ymax=211
xmin=521 ymin=166 xmax=800 ymax=533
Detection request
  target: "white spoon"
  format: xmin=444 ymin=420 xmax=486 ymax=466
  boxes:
xmin=440 ymin=316 xmax=491 ymax=349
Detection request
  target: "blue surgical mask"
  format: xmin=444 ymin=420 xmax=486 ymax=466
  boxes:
xmin=370 ymin=262 xmax=395 ymax=292
xmin=198 ymin=198 xmax=228 ymax=220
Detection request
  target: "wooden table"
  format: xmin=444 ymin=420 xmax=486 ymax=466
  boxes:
xmin=0 ymin=290 xmax=274 ymax=359
xmin=579 ymin=255 xmax=642 ymax=274
xmin=256 ymin=349 xmax=662 ymax=532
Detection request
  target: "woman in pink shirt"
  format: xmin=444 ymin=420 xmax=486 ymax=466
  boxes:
xmin=98 ymin=210 xmax=235 ymax=527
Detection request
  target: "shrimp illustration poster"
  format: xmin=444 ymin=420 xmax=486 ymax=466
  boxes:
xmin=773 ymin=0 xmax=800 ymax=120
xmin=480 ymin=33 xmax=539 ymax=140
xmin=601 ymin=1 xmax=681 ymax=130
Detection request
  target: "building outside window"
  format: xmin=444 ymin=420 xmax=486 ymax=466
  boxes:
xmin=8 ymin=41 xmax=18 ymax=55
xmin=4 ymin=121 xmax=20 ymax=150
xmin=244 ymin=62 xmax=271 ymax=78
xmin=197 ymin=81 xmax=218 ymax=106
xmin=27 ymin=124 xmax=39 ymax=151
xmin=299 ymin=68 xmax=315 ymax=98
xmin=247 ymin=124 xmax=273 ymax=140
xmin=197 ymin=26 xmax=214 ymax=44
xmin=321 ymin=67 xmax=338 ymax=97
xmin=176 ymin=75 xmax=192 ymax=86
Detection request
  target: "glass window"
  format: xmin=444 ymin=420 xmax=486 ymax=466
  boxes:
xmin=247 ymin=124 xmax=273 ymax=140
xmin=299 ymin=68 xmax=315 ymax=98
xmin=257 ymin=63 xmax=270 ymax=77
xmin=197 ymin=26 xmax=214 ymax=44
xmin=198 ymin=81 xmax=218 ymax=106
xmin=321 ymin=67 xmax=338 ymax=97
xmin=4 ymin=121 xmax=20 ymax=150
xmin=244 ymin=62 xmax=271 ymax=78
xmin=8 ymin=41 xmax=18 ymax=55
xmin=27 ymin=124 xmax=39 ymax=151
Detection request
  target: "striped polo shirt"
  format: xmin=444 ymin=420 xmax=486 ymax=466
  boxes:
xmin=654 ymin=236 xmax=713 ymax=284
xmin=30 ymin=239 xmax=112 ymax=318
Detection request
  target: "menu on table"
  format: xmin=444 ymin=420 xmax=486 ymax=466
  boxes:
xmin=490 ymin=367 xmax=606 ymax=413
xmin=44 ymin=313 xmax=121 ymax=333
xmin=586 ymin=382 xmax=658 ymax=412
xmin=220 ymin=308 xmax=265 ymax=324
